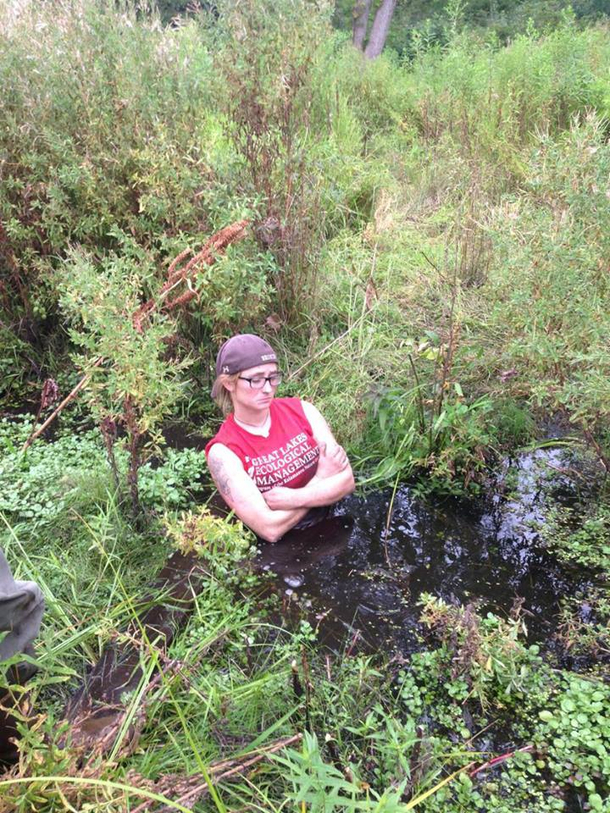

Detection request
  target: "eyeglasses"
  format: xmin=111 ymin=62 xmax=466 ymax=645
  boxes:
xmin=238 ymin=372 xmax=283 ymax=389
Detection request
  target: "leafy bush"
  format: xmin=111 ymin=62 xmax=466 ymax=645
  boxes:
xmin=536 ymin=676 xmax=610 ymax=806
xmin=1 ymin=1 xmax=215 ymax=318
xmin=409 ymin=19 xmax=610 ymax=162
xmin=58 ymin=250 xmax=189 ymax=511
xmin=361 ymin=341 xmax=494 ymax=491
xmin=165 ymin=506 xmax=257 ymax=585
xmin=214 ymin=0 xmax=335 ymax=322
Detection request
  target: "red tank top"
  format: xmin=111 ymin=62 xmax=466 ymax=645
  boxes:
xmin=205 ymin=398 xmax=319 ymax=493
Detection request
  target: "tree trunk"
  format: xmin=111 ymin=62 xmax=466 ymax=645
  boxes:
xmin=127 ymin=431 xmax=142 ymax=520
xmin=364 ymin=0 xmax=397 ymax=59
xmin=123 ymin=396 xmax=142 ymax=519
xmin=352 ymin=0 xmax=372 ymax=51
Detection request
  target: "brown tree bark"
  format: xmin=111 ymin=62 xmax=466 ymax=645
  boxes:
xmin=352 ymin=0 xmax=372 ymax=50
xmin=364 ymin=0 xmax=397 ymax=59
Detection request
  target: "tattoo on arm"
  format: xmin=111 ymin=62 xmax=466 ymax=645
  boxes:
xmin=208 ymin=456 xmax=232 ymax=500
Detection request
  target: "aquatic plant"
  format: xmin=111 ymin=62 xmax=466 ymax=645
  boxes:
xmin=556 ymin=588 xmax=610 ymax=660
xmin=536 ymin=676 xmax=610 ymax=808
xmin=542 ymin=502 xmax=610 ymax=573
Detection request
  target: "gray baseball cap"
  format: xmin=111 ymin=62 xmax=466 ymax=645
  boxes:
xmin=212 ymin=334 xmax=278 ymax=396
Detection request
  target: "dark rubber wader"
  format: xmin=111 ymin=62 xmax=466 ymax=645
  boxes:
xmin=0 ymin=549 xmax=44 ymax=765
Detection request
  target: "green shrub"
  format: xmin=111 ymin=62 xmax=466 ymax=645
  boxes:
xmin=409 ymin=20 xmax=610 ymax=162
xmin=58 ymin=250 xmax=189 ymax=512
xmin=214 ymin=0 xmax=335 ymax=323
xmin=486 ymin=114 xmax=610 ymax=456
xmin=0 ymin=0 xmax=245 ymax=338
xmin=360 ymin=348 xmax=494 ymax=491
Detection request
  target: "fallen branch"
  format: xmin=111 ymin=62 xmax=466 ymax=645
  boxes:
xmin=22 ymin=220 xmax=250 ymax=447
xmin=469 ymin=744 xmax=534 ymax=778
xmin=132 ymin=219 xmax=249 ymax=332
xmin=22 ymin=357 xmax=103 ymax=451
xmin=130 ymin=733 xmax=303 ymax=813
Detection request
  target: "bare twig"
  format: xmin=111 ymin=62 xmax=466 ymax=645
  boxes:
xmin=130 ymin=733 xmax=303 ymax=813
xmin=132 ymin=220 xmax=249 ymax=332
xmin=22 ymin=357 xmax=103 ymax=451
xmin=469 ymin=744 xmax=534 ymax=778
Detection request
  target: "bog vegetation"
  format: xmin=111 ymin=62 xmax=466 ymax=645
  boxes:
xmin=0 ymin=0 xmax=609 ymax=810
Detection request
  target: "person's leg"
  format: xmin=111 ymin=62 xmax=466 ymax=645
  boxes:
xmin=0 ymin=549 xmax=44 ymax=766
xmin=0 ymin=549 xmax=44 ymax=666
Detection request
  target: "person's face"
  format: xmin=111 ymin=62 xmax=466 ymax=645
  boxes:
xmin=226 ymin=362 xmax=280 ymax=411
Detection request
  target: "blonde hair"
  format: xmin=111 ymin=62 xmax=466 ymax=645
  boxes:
xmin=211 ymin=372 xmax=240 ymax=416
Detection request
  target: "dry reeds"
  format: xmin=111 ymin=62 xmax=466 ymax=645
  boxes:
xmin=132 ymin=219 xmax=250 ymax=333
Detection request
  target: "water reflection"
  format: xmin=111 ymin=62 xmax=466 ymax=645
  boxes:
xmin=259 ymin=449 xmax=590 ymax=653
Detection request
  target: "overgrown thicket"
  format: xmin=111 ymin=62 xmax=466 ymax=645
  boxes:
xmin=3 ymin=0 xmax=610 ymax=487
xmin=1 ymin=1 xmax=610 ymax=810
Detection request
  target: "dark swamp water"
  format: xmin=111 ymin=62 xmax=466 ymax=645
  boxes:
xmin=254 ymin=447 xmax=596 ymax=654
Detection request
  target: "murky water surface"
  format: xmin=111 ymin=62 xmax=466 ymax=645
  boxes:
xmin=257 ymin=448 xmax=590 ymax=652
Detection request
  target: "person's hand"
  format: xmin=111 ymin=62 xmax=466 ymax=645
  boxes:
xmin=315 ymin=442 xmax=349 ymax=479
xmin=263 ymin=486 xmax=298 ymax=511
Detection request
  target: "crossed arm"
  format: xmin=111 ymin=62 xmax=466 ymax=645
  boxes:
xmin=206 ymin=402 xmax=355 ymax=543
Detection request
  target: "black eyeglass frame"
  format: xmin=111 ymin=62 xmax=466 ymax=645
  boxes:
xmin=237 ymin=373 xmax=283 ymax=389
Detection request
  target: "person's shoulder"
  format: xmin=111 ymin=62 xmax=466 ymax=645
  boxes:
xmin=273 ymin=396 xmax=299 ymax=407
xmin=204 ymin=415 xmax=235 ymax=457
xmin=300 ymin=400 xmax=322 ymax=420
xmin=206 ymin=440 xmax=242 ymax=468
xmin=300 ymin=401 xmax=333 ymax=438
xmin=273 ymin=398 xmax=327 ymax=435
xmin=273 ymin=396 xmax=312 ymax=417
xmin=205 ymin=439 xmax=227 ymax=460
xmin=271 ymin=396 xmax=300 ymax=413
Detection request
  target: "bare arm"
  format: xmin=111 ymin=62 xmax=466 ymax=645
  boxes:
xmin=206 ymin=444 xmax=309 ymax=543
xmin=263 ymin=401 xmax=355 ymax=511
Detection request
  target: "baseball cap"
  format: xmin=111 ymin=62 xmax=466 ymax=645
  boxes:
xmin=211 ymin=334 xmax=278 ymax=397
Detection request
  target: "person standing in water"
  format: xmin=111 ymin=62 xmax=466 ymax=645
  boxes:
xmin=205 ymin=334 xmax=355 ymax=542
